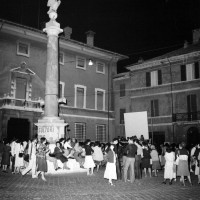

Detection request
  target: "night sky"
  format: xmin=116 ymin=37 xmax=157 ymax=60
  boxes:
xmin=1 ymin=0 xmax=200 ymax=73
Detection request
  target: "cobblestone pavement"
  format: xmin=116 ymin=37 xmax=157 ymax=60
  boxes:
xmin=0 ymin=168 xmax=200 ymax=200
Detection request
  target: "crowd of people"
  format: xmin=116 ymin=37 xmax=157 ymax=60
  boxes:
xmin=0 ymin=135 xmax=200 ymax=186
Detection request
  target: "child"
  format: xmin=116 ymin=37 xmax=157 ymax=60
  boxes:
xmin=104 ymin=144 xmax=117 ymax=186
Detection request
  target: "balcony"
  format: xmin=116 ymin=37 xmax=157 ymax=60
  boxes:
xmin=0 ymin=96 xmax=43 ymax=112
xmin=173 ymin=111 xmax=200 ymax=122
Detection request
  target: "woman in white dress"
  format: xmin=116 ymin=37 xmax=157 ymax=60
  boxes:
xmin=163 ymin=146 xmax=176 ymax=185
xmin=104 ymin=144 xmax=117 ymax=186
xmin=14 ymin=140 xmax=24 ymax=173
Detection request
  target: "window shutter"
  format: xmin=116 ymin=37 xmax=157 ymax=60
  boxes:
xmin=181 ymin=65 xmax=186 ymax=81
xmin=154 ymin=99 xmax=159 ymax=116
xmin=146 ymin=72 xmax=151 ymax=87
xmin=120 ymin=109 xmax=126 ymax=124
xmin=187 ymin=95 xmax=191 ymax=113
xmin=158 ymin=70 xmax=162 ymax=85
xmin=151 ymin=100 xmax=154 ymax=117
xmin=194 ymin=62 xmax=199 ymax=79
xmin=191 ymin=94 xmax=197 ymax=112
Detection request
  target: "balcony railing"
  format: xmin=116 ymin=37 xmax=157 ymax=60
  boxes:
xmin=173 ymin=111 xmax=200 ymax=122
xmin=0 ymin=97 xmax=43 ymax=111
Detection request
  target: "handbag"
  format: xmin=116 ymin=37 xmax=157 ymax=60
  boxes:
xmin=19 ymin=153 xmax=24 ymax=158
xmin=175 ymin=156 xmax=179 ymax=165
xmin=24 ymin=154 xmax=29 ymax=162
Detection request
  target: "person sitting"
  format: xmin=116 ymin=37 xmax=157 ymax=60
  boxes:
xmin=45 ymin=142 xmax=60 ymax=171
xmin=73 ymin=141 xmax=84 ymax=168
xmin=92 ymin=141 xmax=103 ymax=172
xmin=54 ymin=142 xmax=70 ymax=170
xmin=63 ymin=138 xmax=74 ymax=158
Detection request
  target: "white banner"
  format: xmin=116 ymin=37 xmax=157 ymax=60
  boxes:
xmin=124 ymin=111 xmax=149 ymax=140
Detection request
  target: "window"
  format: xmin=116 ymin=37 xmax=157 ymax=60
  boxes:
xmin=75 ymin=85 xmax=86 ymax=108
xmin=181 ymin=62 xmax=200 ymax=81
xmin=146 ymin=70 xmax=162 ymax=87
xmin=15 ymin=77 xmax=27 ymax=99
xmin=75 ymin=123 xmax=86 ymax=142
xmin=59 ymin=52 xmax=64 ymax=65
xmin=96 ymin=124 xmax=106 ymax=142
xmin=187 ymin=94 xmax=197 ymax=120
xmin=59 ymin=81 xmax=65 ymax=98
xmin=120 ymin=108 xmax=126 ymax=124
xmin=17 ymin=41 xmax=30 ymax=57
xmin=120 ymin=84 xmax=126 ymax=97
xmin=96 ymin=61 xmax=105 ymax=74
xmin=76 ymin=56 xmax=86 ymax=69
xmin=95 ymin=88 xmax=105 ymax=110
xmin=151 ymin=99 xmax=159 ymax=117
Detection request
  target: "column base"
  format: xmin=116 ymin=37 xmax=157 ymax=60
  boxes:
xmin=35 ymin=117 xmax=67 ymax=143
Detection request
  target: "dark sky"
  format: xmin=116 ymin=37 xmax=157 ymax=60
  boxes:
xmin=1 ymin=0 xmax=200 ymax=73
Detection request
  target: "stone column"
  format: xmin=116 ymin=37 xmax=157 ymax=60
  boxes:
xmin=35 ymin=5 xmax=67 ymax=143
xmin=43 ymin=19 xmax=62 ymax=119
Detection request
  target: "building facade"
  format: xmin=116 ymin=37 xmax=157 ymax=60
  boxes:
xmin=0 ymin=19 xmax=127 ymax=142
xmin=114 ymin=30 xmax=200 ymax=146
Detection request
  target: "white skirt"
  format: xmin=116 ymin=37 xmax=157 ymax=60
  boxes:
xmin=84 ymin=155 xmax=95 ymax=169
xmin=104 ymin=162 xmax=117 ymax=180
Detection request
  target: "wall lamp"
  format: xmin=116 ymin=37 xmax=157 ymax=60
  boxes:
xmin=88 ymin=59 xmax=93 ymax=66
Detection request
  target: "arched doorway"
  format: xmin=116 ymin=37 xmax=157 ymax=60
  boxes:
xmin=187 ymin=127 xmax=199 ymax=146
xmin=7 ymin=118 xmax=30 ymax=141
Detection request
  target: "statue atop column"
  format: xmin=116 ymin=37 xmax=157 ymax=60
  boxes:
xmin=47 ymin=0 xmax=61 ymax=20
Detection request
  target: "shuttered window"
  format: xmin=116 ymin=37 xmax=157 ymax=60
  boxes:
xmin=151 ymin=99 xmax=159 ymax=117
xmin=181 ymin=63 xmax=199 ymax=81
xmin=76 ymin=56 xmax=86 ymax=69
xmin=96 ymin=62 xmax=105 ymax=74
xmin=195 ymin=62 xmax=200 ymax=79
xmin=75 ymin=123 xmax=86 ymax=142
xmin=120 ymin=84 xmax=126 ymax=97
xmin=120 ymin=108 xmax=126 ymax=124
xmin=146 ymin=70 xmax=162 ymax=87
xmin=96 ymin=124 xmax=106 ymax=142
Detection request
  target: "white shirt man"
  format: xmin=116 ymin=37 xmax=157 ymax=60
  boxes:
xmin=21 ymin=138 xmax=37 ymax=178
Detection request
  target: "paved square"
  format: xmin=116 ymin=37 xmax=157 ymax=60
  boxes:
xmin=0 ymin=168 xmax=199 ymax=200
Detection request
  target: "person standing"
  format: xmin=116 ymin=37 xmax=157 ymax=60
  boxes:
xmin=35 ymin=137 xmax=48 ymax=181
xmin=193 ymin=143 xmax=200 ymax=184
xmin=21 ymin=138 xmax=37 ymax=178
xmin=150 ymin=145 xmax=161 ymax=177
xmin=104 ymin=144 xmax=117 ymax=186
xmin=163 ymin=146 xmax=176 ymax=185
xmin=2 ymin=139 xmax=11 ymax=173
xmin=14 ymin=140 xmax=24 ymax=173
xmin=141 ymin=142 xmax=152 ymax=178
xmin=177 ymin=142 xmax=192 ymax=186
xmin=84 ymin=139 xmax=95 ymax=176
xmin=113 ymin=138 xmax=123 ymax=180
xmin=123 ymin=137 xmax=137 ymax=183
xmin=10 ymin=138 xmax=16 ymax=174
xmin=134 ymin=139 xmax=143 ymax=179
xmin=0 ymin=140 xmax=4 ymax=168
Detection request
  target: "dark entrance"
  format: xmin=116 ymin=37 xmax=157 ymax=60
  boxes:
xmin=7 ymin=118 xmax=30 ymax=141
xmin=187 ymin=127 xmax=199 ymax=146
xmin=149 ymin=131 xmax=165 ymax=147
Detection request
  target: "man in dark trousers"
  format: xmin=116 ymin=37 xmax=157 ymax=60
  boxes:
xmin=113 ymin=138 xmax=123 ymax=180
xmin=123 ymin=137 xmax=138 ymax=183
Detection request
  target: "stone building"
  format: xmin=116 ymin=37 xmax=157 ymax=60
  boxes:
xmin=0 ymin=19 xmax=127 ymax=142
xmin=114 ymin=30 xmax=200 ymax=146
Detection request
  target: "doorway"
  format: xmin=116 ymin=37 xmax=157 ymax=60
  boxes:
xmin=187 ymin=127 xmax=199 ymax=147
xmin=7 ymin=118 xmax=30 ymax=141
